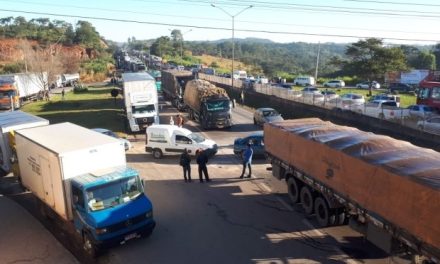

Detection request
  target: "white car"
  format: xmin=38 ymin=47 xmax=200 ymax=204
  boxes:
xmin=321 ymin=90 xmax=339 ymax=102
xmin=335 ymin=93 xmax=365 ymax=110
xmin=92 ymin=128 xmax=132 ymax=151
xmin=323 ymin=80 xmax=345 ymax=88
xmin=407 ymin=105 xmax=436 ymax=120
xmin=417 ymin=116 xmax=440 ymax=135
xmin=301 ymin=87 xmax=324 ymax=103
xmin=356 ymin=81 xmax=380 ymax=89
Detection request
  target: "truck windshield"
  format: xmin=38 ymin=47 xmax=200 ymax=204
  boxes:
xmin=0 ymin=91 xmax=15 ymax=98
xmin=187 ymin=132 xmax=205 ymax=143
xmin=86 ymin=176 xmax=143 ymax=212
xmin=132 ymin=104 xmax=155 ymax=114
xmin=206 ymin=100 xmax=230 ymax=112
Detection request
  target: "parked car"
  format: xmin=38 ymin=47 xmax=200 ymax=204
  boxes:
xmin=407 ymin=104 xmax=437 ymax=120
xmin=356 ymin=81 xmax=380 ymax=89
xmin=335 ymin=93 xmax=365 ymax=110
xmin=321 ymin=90 xmax=339 ymax=102
xmin=323 ymin=80 xmax=345 ymax=88
xmin=233 ymin=131 xmax=265 ymax=158
xmin=301 ymin=86 xmax=320 ymax=95
xmin=388 ymin=83 xmax=415 ymax=93
xmin=417 ymin=116 xmax=440 ymax=135
xmin=253 ymin=108 xmax=284 ymax=126
xmin=369 ymin=94 xmax=401 ymax=107
xmin=92 ymin=128 xmax=132 ymax=151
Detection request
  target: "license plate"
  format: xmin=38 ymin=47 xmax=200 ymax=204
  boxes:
xmin=125 ymin=233 xmax=137 ymax=241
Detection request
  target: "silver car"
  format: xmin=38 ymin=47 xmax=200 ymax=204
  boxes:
xmin=417 ymin=116 xmax=440 ymax=135
xmin=253 ymin=108 xmax=284 ymax=126
xmin=92 ymin=128 xmax=132 ymax=151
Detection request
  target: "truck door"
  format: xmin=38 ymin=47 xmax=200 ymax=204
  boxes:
xmin=39 ymin=156 xmax=54 ymax=207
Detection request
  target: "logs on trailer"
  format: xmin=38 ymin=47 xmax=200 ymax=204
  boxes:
xmin=183 ymin=79 xmax=229 ymax=112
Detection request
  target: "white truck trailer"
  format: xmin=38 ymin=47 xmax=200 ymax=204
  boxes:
xmin=14 ymin=122 xmax=155 ymax=255
xmin=122 ymin=72 xmax=159 ymax=132
xmin=0 ymin=111 xmax=48 ymax=173
xmin=0 ymin=73 xmax=47 ymax=109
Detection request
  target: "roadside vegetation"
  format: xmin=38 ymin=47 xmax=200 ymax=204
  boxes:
xmin=21 ymin=86 xmax=126 ymax=135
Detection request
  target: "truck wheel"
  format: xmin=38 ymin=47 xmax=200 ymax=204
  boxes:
xmin=287 ymin=177 xmax=300 ymax=204
xmin=152 ymin=149 xmax=163 ymax=159
xmin=300 ymin=186 xmax=314 ymax=215
xmin=336 ymin=208 xmax=348 ymax=225
xmin=83 ymin=232 xmax=99 ymax=257
xmin=314 ymin=197 xmax=336 ymax=227
xmin=378 ymin=113 xmax=385 ymax=119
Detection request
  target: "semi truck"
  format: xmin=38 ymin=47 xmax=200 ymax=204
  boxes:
xmin=183 ymin=79 xmax=233 ymax=129
xmin=161 ymin=70 xmax=194 ymax=111
xmin=0 ymin=111 xmax=49 ymax=174
xmin=265 ymin=118 xmax=439 ymax=263
xmin=12 ymin=122 xmax=156 ymax=256
xmin=122 ymin=72 xmax=159 ymax=132
xmin=418 ymin=70 xmax=440 ymax=111
xmin=0 ymin=73 xmax=47 ymax=109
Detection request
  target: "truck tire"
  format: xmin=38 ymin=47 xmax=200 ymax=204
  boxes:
xmin=336 ymin=208 xmax=348 ymax=225
xmin=300 ymin=186 xmax=314 ymax=215
xmin=83 ymin=232 xmax=99 ymax=257
xmin=314 ymin=197 xmax=336 ymax=227
xmin=378 ymin=113 xmax=385 ymax=119
xmin=287 ymin=177 xmax=301 ymax=204
xmin=152 ymin=148 xmax=163 ymax=159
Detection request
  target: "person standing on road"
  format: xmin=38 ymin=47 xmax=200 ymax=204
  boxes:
xmin=61 ymin=88 xmax=65 ymax=100
xmin=179 ymin=148 xmax=192 ymax=182
xmin=240 ymin=143 xmax=253 ymax=179
xmin=196 ymin=149 xmax=210 ymax=183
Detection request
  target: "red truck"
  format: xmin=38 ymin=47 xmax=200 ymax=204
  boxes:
xmin=418 ymin=71 xmax=440 ymax=111
xmin=265 ymin=118 xmax=439 ymax=263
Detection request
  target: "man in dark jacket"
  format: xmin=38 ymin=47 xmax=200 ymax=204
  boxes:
xmin=196 ymin=149 xmax=210 ymax=183
xmin=179 ymin=148 xmax=191 ymax=182
xmin=240 ymin=143 xmax=253 ymax=178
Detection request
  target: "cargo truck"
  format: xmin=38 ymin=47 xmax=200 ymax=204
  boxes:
xmin=0 ymin=72 xmax=47 ymax=109
xmin=0 ymin=111 xmax=48 ymax=174
xmin=183 ymin=79 xmax=232 ymax=129
xmin=161 ymin=70 xmax=194 ymax=111
xmin=418 ymin=70 xmax=440 ymax=111
xmin=122 ymin=72 xmax=159 ymax=132
xmin=12 ymin=122 xmax=156 ymax=256
xmin=265 ymin=118 xmax=439 ymax=263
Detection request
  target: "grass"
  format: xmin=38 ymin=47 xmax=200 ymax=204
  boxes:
xmin=21 ymin=86 xmax=127 ymax=135
xmin=290 ymin=86 xmax=416 ymax=107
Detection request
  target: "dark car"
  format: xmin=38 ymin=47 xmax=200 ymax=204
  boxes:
xmin=233 ymin=131 xmax=265 ymax=158
xmin=388 ymin=83 xmax=415 ymax=93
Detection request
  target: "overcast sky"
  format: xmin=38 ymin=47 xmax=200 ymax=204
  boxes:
xmin=1 ymin=0 xmax=440 ymax=45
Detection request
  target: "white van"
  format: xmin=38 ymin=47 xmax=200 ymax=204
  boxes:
xmin=294 ymin=76 xmax=315 ymax=86
xmin=145 ymin=125 xmax=218 ymax=159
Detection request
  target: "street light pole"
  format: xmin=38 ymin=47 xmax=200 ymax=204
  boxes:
xmin=211 ymin=4 xmax=252 ymax=90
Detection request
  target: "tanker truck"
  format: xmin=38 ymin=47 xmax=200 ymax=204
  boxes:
xmin=183 ymin=79 xmax=232 ymax=129
xmin=265 ymin=118 xmax=439 ymax=263
xmin=161 ymin=69 xmax=194 ymax=111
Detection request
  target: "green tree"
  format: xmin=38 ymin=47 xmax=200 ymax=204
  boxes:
xmin=74 ymin=21 xmax=102 ymax=50
xmin=433 ymin=44 xmax=440 ymax=70
xmin=150 ymin=36 xmax=173 ymax=57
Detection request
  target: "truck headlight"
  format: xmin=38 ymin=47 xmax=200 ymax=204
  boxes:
xmin=145 ymin=211 xmax=153 ymax=219
xmin=96 ymin=228 xmax=108 ymax=234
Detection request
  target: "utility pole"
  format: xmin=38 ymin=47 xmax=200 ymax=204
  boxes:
xmin=315 ymin=42 xmax=321 ymax=82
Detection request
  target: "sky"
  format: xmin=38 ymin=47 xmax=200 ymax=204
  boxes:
xmin=1 ymin=0 xmax=440 ymax=45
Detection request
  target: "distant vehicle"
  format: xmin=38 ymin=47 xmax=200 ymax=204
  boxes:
xmin=388 ymin=83 xmax=415 ymax=93
xmin=145 ymin=125 xmax=217 ymax=159
xmin=301 ymin=86 xmax=320 ymax=95
xmin=335 ymin=93 xmax=365 ymax=109
xmin=356 ymin=81 xmax=380 ymax=89
xmin=177 ymin=65 xmax=185 ymax=71
xmin=0 ymin=73 xmax=47 ymax=109
xmin=407 ymin=105 xmax=437 ymax=120
xmin=301 ymin=87 xmax=323 ymax=103
xmin=369 ymin=94 xmax=401 ymax=107
xmin=92 ymin=128 xmax=132 ymax=151
xmin=233 ymin=131 xmax=265 ymax=158
xmin=276 ymin=83 xmax=293 ymax=89
xmin=417 ymin=116 xmax=440 ymax=135
xmin=357 ymin=101 xmax=408 ymax=120
xmin=253 ymin=108 xmax=284 ymax=126
xmin=321 ymin=90 xmax=339 ymax=102
xmin=61 ymin=73 xmax=80 ymax=87
xmin=294 ymin=76 xmax=315 ymax=86
xmin=256 ymin=77 xmax=269 ymax=84
xmin=417 ymin=70 xmax=440 ymax=111
xmin=233 ymin=70 xmax=247 ymax=80
xmin=323 ymin=80 xmax=345 ymax=88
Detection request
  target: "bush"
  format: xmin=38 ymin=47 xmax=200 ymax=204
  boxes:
xmin=73 ymin=83 xmax=89 ymax=93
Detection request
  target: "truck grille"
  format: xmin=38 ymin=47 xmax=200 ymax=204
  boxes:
xmin=136 ymin=117 xmax=155 ymax=125
xmin=107 ymin=213 xmax=147 ymax=233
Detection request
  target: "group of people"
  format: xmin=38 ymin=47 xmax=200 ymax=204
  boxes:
xmin=179 ymin=143 xmax=254 ymax=183
xmin=170 ymin=114 xmax=184 ymax=127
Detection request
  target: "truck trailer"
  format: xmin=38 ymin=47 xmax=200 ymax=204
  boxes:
xmin=161 ymin=70 xmax=194 ymax=111
xmin=122 ymin=72 xmax=159 ymax=132
xmin=183 ymin=79 xmax=232 ymax=129
xmin=0 ymin=73 xmax=47 ymax=109
xmin=0 ymin=111 xmax=49 ymax=173
xmin=13 ymin=122 xmax=156 ymax=256
xmin=265 ymin=118 xmax=439 ymax=263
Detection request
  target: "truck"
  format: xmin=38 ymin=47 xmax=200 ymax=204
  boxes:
xmin=265 ymin=118 xmax=440 ymax=263
xmin=355 ymin=100 xmax=408 ymax=120
xmin=12 ymin=122 xmax=156 ymax=256
xmin=122 ymin=72 xmax=159 ymax=132
xmin=0 ymin=111 xmax=49 ymax=173
xmin=161 ymin=70 xmax=194 ymax=111
xmin=0 ymin=73 xmax=47 ymax=109
xmin=183 ymin=79 xmax=233 ymax=129
xmin=61 ymin=73 xmax=80 ymax=87
xmin=418 ymin=70 xmax=440 ymax=111
xmin=233 ymin=70 xmax=247 ymax=80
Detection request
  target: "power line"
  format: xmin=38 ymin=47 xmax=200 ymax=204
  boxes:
xmin=342 ymin=0 xmax=440 ymax=8
xmin=0 ymin=8 xmax=437 ymax=42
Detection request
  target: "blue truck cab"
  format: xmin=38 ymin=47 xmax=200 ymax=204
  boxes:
xmin=70 ymin=166 xmax=155 ymax=256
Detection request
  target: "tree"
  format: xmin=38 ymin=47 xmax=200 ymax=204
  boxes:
xmin=150 ymin=36 xmax=173 ymax=57
xmin=74 ymin=21 xmax=102 ymax=50
xmin=409 ymin=51 xmax=436 ymax=70
xmin=433 ymin=44 xmax=440 ymax=70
